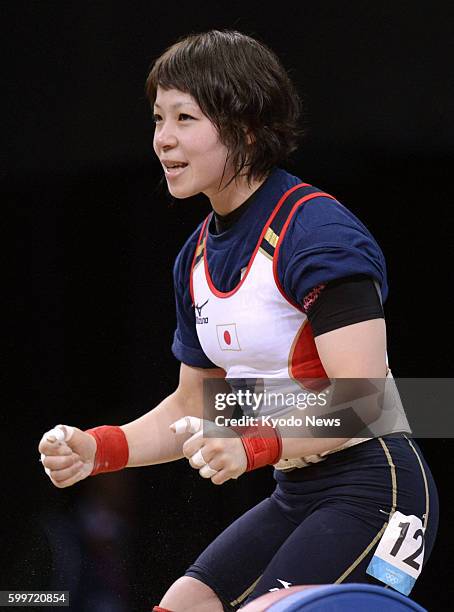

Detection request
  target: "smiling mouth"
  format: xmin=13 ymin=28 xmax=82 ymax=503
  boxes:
xmin=164 ymin=163 xmax=188 ymax=177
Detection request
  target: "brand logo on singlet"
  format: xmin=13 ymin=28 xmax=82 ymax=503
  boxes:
xmin=195 ymin=299 xmax=209 ymax=324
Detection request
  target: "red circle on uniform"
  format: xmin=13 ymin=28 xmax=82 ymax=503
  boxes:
xmin=223 ymin=330 xmax=231 ymax=345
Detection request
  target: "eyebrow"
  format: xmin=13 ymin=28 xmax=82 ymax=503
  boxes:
xmin=154 ymin=101 xmax=197 ymax=110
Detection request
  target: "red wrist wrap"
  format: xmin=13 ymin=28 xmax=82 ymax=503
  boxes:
xmin=234 ymin=423 xmax=282 ymax=472
xmin=85 ymin=425 xmax=129 ymax=476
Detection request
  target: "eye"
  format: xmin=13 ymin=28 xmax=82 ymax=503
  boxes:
xmin=179 ymin=113 xmax=194 ymax=121
xmin=152 ymin=113 xmax=162 ymax=123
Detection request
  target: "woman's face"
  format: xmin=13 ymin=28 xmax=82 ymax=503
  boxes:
xmin=153 ymin=87 xmax=233 ymax=199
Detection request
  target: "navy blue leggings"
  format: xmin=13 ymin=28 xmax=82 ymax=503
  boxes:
xmin=185 ymin=434 xmax=439 ymax=610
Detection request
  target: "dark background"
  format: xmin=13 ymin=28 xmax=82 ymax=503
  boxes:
xmin=4 ymin=1 xmax=454 ymax=610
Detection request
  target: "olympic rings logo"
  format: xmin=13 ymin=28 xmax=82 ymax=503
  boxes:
xmin=385 ymin=571 xmax=400 ymax=585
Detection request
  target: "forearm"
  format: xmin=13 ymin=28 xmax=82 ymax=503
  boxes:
xmin=121 ymin=391 xmax=197 ymax=467
xmin=119 ymin=364 xmax=226 ymax=468
xmin=274 ymin=376 xmax=384 ymax=460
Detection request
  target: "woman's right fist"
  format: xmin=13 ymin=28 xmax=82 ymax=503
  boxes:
xmin=38 ymin=425 xmax=97 ymax=488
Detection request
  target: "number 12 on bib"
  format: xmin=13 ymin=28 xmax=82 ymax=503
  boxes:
xmin=367 ymin=510 xmax=425 ymax=595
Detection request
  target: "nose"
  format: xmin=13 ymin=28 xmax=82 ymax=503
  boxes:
xmin=154 ymin=121 xmax=178 ymax=151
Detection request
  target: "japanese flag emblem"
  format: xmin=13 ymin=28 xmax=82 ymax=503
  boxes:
xmin=216 ymin=323 xmax=241 ymax=351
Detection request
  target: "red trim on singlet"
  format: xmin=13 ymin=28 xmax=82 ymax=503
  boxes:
xmin=272 ymin=190 xmax=335 ymax=388
xmin=272 ymin=191 xmax=337 ymax=311
xmin=189 ymin=215 xmax=211 ymax=304
xmin=289 ymin=321 xmax=330 ymax=390
xmin=189 ymin=184 xmax=334 ymax=387
xmin=201 ymin=183 xmax=311 ymax=298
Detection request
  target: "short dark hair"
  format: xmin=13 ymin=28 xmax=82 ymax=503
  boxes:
xmin=146 ymin=30 xmax=303 ymax=185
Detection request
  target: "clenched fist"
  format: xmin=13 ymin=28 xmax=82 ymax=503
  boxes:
xmin=38 ymin=425 xmax=97 ymax=488
xmin=170 ymin=416 xmax=248 ymax=485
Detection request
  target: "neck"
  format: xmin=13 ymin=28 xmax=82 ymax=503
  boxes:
xmin=207 ymin=173 xmax=267 ymax=216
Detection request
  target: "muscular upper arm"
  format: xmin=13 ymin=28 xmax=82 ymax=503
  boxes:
xmin=174 ymin=363 xmax=228 ymax=416
xmin=314 ymin=318 xmax=387 ymax=378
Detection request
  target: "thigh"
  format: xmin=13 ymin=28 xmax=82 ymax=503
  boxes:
xmin=244 ymin=435 xmax=439 ymax=605
xmin=184 ymin=495 xmax=310 ymax=611
xmin=243 ymin=505 xmax=389 ymax=604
